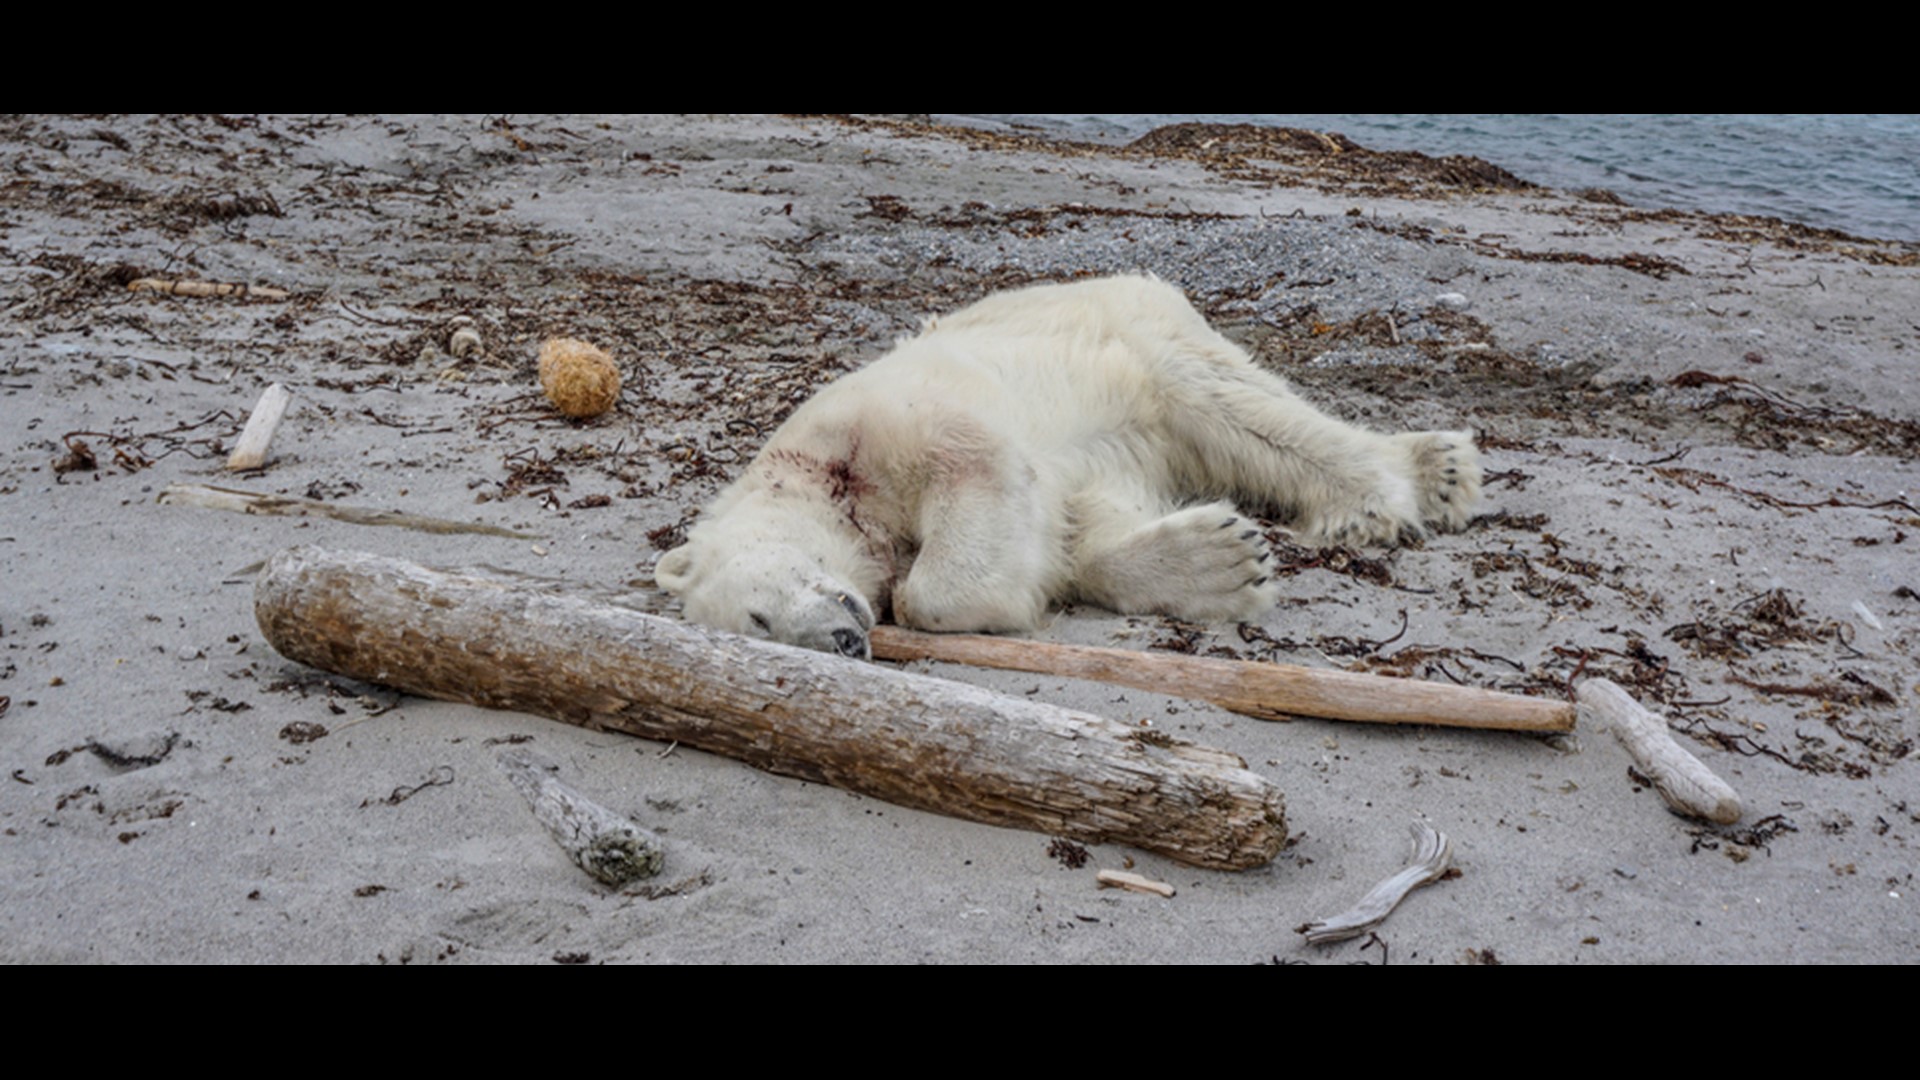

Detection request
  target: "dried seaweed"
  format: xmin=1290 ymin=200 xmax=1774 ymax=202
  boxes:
xmin=1688 ymin=814 xmax=1799 ymax=857
xmin=1124 ymin=122 xmax=1533 ymax=195
xmin=154 ymin=190 xmax=282 ymax=225
xmin=1476 ymin=508 xmax=1551 ymax=531
xmin=58 ymin=410 xmax=240 ymax=475
xmin=1047 ymin=837 xmax=1091 ymax=869
xmin=1664 ymin=589 xmax=1841 ymax=660
xmin=1669 ymin=370 xmax=1920 ymax=456
xmin=1352 ymin=219 xmax=1686 ymax=278
xmin=1549 ymin=641 xmax=1681 ymax=705
xmin=1652 ymin=466 xmax=1918 ymax=514
xmin=810 ymin=115 xmax=1535 ymax=199
xmin=279 ymin=722 xmax=329 ymax=745
xmin=1472 ymin=551 xmax=1593 ymax=610
xmin=496 ymin=446 xmax=569 ymax=500
xmin=1535 ymin=195 xmax=1919 ymax=266
xmin=1265 ymin=535 xmax=1399 ymax=588
xmin=1727 ymin=670 xmax=1896 ymax=708
xmin=362 ymin=765 xmax=455 ymax=808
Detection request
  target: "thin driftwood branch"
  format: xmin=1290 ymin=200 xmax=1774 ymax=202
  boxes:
xmin=870 ymin=626 xmax=1574 ymax=732
xmin=128 ymin=277 xmax=289 ymax=300
xmin=226 ymin=382 xmax=293 ymax=471
xmin=158 ymin=483 xmax=541 ymax=539
xmin=1577 ymin=678 xmax=1742 ymax=823
xmin=495 ymin=748 xmax=664 ymax=886
xmin=1300 ymin=821 xmax=1453 ymax=944
xmin=254 ymin=547 xmax=1288 ymax=870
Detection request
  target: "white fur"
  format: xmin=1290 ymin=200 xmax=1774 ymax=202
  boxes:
xmin=656 ymin=275 xmax=1482 ymax=655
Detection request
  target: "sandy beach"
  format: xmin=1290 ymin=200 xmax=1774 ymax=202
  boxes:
xmin=2 ymin=114 xmax=1915 ymax=963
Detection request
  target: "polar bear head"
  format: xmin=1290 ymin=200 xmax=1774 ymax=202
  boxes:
xmin=655 ymin=537 xmax=876 ymax=660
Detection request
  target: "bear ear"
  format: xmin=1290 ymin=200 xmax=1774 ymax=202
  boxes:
xmin=654 ymin=544 xmax=699 ymax=592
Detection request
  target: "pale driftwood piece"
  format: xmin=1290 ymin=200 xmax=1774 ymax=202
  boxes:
xmin=1301 ymin=821 xmax=1453 ymax=944
xmin=495 ymin=748 xmax=665 ymax=886
xmin=1577 ymin=678 xmax=1742 ymax=824
xmin=226 ymin=383 xmax=293 ymax=471
xmin=253 ymin=547 xmax=1288 ymax=870
xmin=870 ymin=626 xmax=1574 ymax=733
xmin=128 ymin=277 xmax=290 ymax=300
xmin=1096 ymin=869 xmax=1175 ymax=898
xmin=1850 ymin=600 xmax=1883 ymax=631
xmin=158 ymin=483 xmax=541 ymax=539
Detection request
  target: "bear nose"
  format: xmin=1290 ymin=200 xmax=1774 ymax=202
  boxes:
xmin=832 ymin=627 xmax=869 ymax=659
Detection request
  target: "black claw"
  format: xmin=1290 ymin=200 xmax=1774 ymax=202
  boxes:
xmin=1239 ymin=529 xmax=1258 ymax=540
xmin=1257 ymin=551 xmax=1271 ymax=564
xmin=1250 ymin=576 xmax=1269 ymax=588
xmin=1219 ymin=517 xmax=1239 ymax=529
xmin=1438 ymin=492 xmax=1450 ymax=502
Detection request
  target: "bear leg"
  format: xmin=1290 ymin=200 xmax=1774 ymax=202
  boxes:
xmin=1165 ymin=361 xmax=1481 ymax=546
xmin=891 ymin=442 xmax=1057 ymax=634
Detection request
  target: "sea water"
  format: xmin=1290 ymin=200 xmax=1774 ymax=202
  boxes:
xmin=975 ymin=114 xmax=1918 ymax=245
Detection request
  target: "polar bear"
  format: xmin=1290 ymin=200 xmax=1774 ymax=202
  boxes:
xmin=656 ymin=275 xmax=1481 ymax=658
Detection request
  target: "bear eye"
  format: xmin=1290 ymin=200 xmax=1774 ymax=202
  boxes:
xmin=836 ymin=592 xmax=872 ymax=629
xmin=749 ymin=612 xmax=772 ymax=635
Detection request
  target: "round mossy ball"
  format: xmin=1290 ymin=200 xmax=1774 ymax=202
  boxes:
xmin=538 ymin=337 xmax=621 ymax=418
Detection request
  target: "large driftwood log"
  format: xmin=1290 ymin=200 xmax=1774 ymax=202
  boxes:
xmin=871 ymin=626 xmax=1575 ymax=732
xmin=254 ymin=547 xmax=1287 ymax=870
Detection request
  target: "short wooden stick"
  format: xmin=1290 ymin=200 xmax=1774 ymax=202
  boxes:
xmin=226 ymin=382 xmax=293 ymax=471
xmin=1097 ymin=869 xmax=1175 ymax=898
xmin=1577 ymin=678 xmax=1741 ymax=823
xmin=870 ymin=626 xmax=1574 ymax=732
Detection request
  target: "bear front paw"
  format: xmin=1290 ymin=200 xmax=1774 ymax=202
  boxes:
xmin=1077 ymin=502 xmax=1281 ymax=622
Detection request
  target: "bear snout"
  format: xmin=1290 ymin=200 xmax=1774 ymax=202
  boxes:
xmin=784 ymin=591 xmax=872 ymax=660
xmin=791 ymin=619 xmax=869 ymax=660
xmin=831 ymin=627 xmax=869 ymax=659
